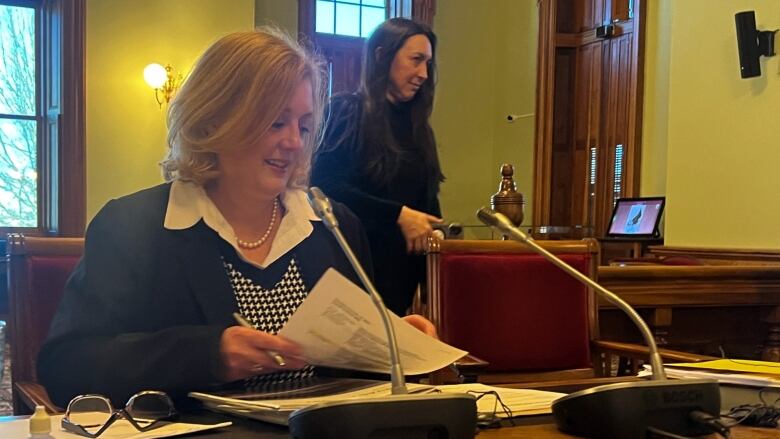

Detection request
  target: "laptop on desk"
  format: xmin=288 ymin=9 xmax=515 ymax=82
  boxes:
xmin=605 ymin=197 xmax=665 ymax=240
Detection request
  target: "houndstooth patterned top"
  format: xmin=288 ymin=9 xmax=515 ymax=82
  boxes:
xmin=222 ymin=252 xmax=315 ymax=388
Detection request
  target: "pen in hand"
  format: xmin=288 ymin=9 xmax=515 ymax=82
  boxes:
xmin=232 ymin=312 xmax=287 ymax=367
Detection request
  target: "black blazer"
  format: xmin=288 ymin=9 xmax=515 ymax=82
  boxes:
xmin=37 ymin=183 xmax=372 ymax=407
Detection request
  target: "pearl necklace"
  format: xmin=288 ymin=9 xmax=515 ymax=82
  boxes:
xmin=236 ymin=198 xmax=279 ymax=250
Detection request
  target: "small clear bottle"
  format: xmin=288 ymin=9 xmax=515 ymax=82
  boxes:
xmin=29 ymin=405 xmax=53 ymax=439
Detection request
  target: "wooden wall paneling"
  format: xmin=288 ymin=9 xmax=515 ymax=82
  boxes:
xmin=555 ymin=0 xmax=578 ymax=34
xmin=297 ymin=0 xmax=315 ymax=40
xmin=623 ymin=0 xmax=644 ymax=202
xmin=411 ymin=0 xmax=436 ymax=26
xmin=612 ymin=0 xmax=632 ymax=21
xmin=534 ymin=0 xmax=644 ymax=238
xmin=583 ymin=0 xmax=606 ymax=32
xmin=574 ymin=40 xmax=602 ymax=228
xmin=316 ymin=34 xmax=363 ymax=95
xmin=533 ymin=0 xmax=557 ymax=227
xmin=549 ymin=48 xmax=575 ymax=226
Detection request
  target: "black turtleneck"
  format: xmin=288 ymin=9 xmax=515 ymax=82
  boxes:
xmin=311 ymin=92 xmax=442 ymax=315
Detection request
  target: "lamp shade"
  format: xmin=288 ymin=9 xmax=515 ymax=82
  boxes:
xmin=143 ymin=63 xmax=168 ymax=89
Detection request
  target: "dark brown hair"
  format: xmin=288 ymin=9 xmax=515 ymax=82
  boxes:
xmin=359 ymin=18 xmax=444 ymax=190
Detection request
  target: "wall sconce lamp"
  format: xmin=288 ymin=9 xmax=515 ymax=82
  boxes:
xmin=143 ymin=63 xmax=181 ymax=108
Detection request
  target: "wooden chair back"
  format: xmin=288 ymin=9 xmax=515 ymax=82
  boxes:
xmin=426 ymin=238 xmax=600 ymax=381
xmin=6 ymin=233 xmax=83 ymax=413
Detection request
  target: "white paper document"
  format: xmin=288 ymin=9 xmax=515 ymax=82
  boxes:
xmin=639 ymin=364 xmax=780 ymax=388
xmin=189 ymin=380 xmax=565 ymax=426
xmin=190 ymin=378 xmax=436 ymax=425
xmin=0 ymin=415 xmax=231 ymax=439
xmin=278 ymin=268 xmax=467 ymax=375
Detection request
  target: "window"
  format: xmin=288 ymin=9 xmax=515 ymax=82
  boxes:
xmin=315 ymin=0 xmax=386 ymax=38
xmin=0 ymin=3 xmax=38 ymax=227
xmin=0 ymin=0 xmax=85 ymax=236
xmin=299 ymin=0 xmax=434 ymax=96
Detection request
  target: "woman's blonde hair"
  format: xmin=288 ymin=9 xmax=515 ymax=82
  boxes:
xmin=161 ymin=28 xmax=326 ymax=188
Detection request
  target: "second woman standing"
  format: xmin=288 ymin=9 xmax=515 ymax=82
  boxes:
xmin=312 ymin=18 xmax=444 ymax=316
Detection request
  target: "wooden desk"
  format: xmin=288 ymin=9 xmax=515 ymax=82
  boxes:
xmin=3 ymin=411 xmax=778 ymax=438
xmin=598 ymin=265 xmax=780 ymax=359
xmin=479 ymin=423 xmax=779 ymax=438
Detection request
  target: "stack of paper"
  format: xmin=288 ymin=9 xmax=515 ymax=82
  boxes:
xmin=639 ymin=359 xmax=780 ymax=388
xmin=190 ymin=379 xmax=436 ymax=425
xmin=190 ymin=379 xmax=565 ymax=425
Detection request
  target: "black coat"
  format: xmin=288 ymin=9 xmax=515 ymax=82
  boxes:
xmin=37 ymin=183 xmax=372 ymax=407
xmin=311 ymin=93 xmax=441 ymax=315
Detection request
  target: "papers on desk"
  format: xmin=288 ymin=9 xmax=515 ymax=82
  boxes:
xmin=0 ymin=415 xmax=231 ymax=438
xmin=278 ymin=268 xmax=467 ymax=375
xmin=639 ymin=359 xmax=780 ymax=388
xmin=190 ymin=378 xmax=435 ymax=425
xmin=668 ymin=359 xmax=780 ymax=376
xmin=189 ymin=379 xmax=565 ymax=425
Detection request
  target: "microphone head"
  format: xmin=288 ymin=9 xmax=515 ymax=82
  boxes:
xmin=476 ymin=206 xmax=512 ymax=230
xmin=477 ymin=207 xmax=530 ymax=242
xmin=307 ymin=187 xmax=339 ymax=229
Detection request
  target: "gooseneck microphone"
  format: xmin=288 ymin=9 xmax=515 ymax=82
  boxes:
xmin=477 ymin=207 xmax=721 ymax=438
xmin=285 ymin=188 xmax=476 ymax=439
xmin=308 ymin=186 xmax=407 ymax=395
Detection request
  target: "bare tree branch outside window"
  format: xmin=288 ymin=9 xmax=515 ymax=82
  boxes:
xmin=0 ymin=4 xmax=37 ymax=227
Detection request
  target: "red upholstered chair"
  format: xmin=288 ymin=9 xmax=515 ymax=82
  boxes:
xmin=6 ymin=233 xmax=83 ymax=414
xmin=424 ymin=238 xmax=712 ymax=387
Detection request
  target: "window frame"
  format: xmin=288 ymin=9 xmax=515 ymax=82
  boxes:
xmin=0 ymin=0 xmax=85 ymax=238
xmin=313 ymin=0 xmax=387 ymax=38
xmin=299 ymin=0 xmax=436 ymax=42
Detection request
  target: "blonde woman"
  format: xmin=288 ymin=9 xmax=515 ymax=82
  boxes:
xmin=38 ymin=29 xmax=434 ymax=409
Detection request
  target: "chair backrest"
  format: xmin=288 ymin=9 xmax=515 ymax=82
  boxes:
xmin=426 ymin=238 xmax=599 ymax=373
xmin=6 ymin=233 xmax=83 ymax=388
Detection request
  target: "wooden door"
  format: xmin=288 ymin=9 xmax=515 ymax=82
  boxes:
xmin=534 ymin=0 xmax=644 ymax=237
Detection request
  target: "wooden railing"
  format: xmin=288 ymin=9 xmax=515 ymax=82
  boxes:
xmin=649 ymin=245 xmax=780 ymax=266
xmin=598 ymin=264 xmax=780 ymax=360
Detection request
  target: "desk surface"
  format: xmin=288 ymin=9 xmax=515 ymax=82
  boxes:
xmin=4 ymin=385 xmax=780 ymax=438
xmin=479 ymin=424 xmax=779 ymax=438
xmin=175 ymin=412 xmax=780 ymax=438
xmin=2 ymin=411 xmax=778 ymax=438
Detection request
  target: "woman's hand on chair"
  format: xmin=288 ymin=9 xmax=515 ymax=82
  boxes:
xmin=397 ymin=206 xmax=442 ymax=254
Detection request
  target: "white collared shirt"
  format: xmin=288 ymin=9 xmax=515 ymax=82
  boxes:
xmin=164 ymin=180 xmax=321 ymax=269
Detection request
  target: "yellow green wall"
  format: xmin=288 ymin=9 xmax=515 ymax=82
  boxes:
xmin=432 ymin=0 xmax=537 ymax=235
xmin=84 ymin=1 xmax=539 ymax=234
xmin=490 ymin=1 xmax=538 ymax=226
xmin=255 ymin=0 xmax=297 ymax=34
xmin=640 ymin=0 xmax=671 ymax=198
xmin=86 ymin=0 xmax=254 ymax=220
xmin=251 ymin=0 xmax=538 ymax=234
xmin=654 ymin=0 xmax=780 ymax=248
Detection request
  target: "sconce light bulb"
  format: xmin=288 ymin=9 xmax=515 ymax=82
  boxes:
xmin=143 ymin=63 xmax=168 ymax=89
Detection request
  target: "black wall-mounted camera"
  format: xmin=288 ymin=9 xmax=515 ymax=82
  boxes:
xmin=735 ymin=11 xmax=777 ymax=79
